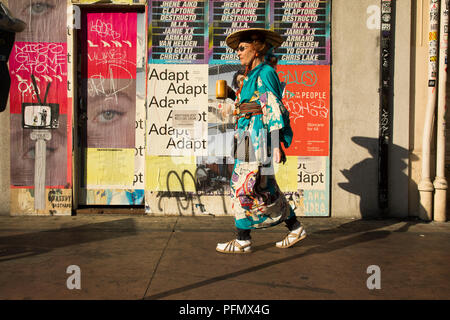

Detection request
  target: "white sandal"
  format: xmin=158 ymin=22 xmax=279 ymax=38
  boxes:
xmin=216 ymin=239 xmax=252 ymax=254
xmin=276 ymin=226 xmax=307 ymax=248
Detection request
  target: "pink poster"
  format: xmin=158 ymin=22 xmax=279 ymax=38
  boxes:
xmin=8 ymin=42 xmax=68 ymax=114
xmin=85 ymin=12 xmax=137 ymax=79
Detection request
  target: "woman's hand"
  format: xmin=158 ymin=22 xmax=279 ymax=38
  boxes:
xmin=273 ymin=147 xmax=281 ymax=163
xmin=220 ymin=103 xmax=233 ymax=119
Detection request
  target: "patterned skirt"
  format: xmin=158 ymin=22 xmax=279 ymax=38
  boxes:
xmin=230 ymin=161 xmax=294 ymax=230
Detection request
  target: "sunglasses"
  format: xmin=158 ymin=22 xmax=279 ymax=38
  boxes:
xmin=235 ymin=45 xmax=249 ymax=53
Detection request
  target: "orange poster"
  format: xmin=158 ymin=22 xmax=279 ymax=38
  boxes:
xmin=277 ymin=65 xmax=330 ymax=156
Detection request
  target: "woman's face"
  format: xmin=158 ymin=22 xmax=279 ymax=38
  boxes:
xmin=9 ymin=0 xmax=66 ymax=43
xmin=10 ymin=114 xmax=68 ymax=187
xmin=87 ymin=78 xmax=136 ymax=148
xmin=236 ymin=42 xmax=257 ymax=67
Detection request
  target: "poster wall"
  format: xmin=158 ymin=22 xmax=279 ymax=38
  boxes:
xmin=272 ymin=0 xmax=331 ymax=216
xmin=8 ymin=0 xmax=72 ymax=215
xmin=146 ymin=0 xmax=331 ymax=216
xmin=81 ymin=11 xmax=146 ymax=205
xmin=6 ymin=0 xmax=330 ymax=215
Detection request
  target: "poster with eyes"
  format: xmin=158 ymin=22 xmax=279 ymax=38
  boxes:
xmin=81 ymin=11 xmax=145 ymax=205
xmin=8 ymin=0 xmax=71 ymax=215
xmin=8 ymin=0 xmax=67 ymax=43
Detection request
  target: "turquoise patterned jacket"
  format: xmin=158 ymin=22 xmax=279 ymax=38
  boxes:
xmin=235 ymin=62 xmax=293 ymax=165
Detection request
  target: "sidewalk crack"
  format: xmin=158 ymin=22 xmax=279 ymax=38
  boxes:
xmin=142 ymin=217 xmax=178 ymax=299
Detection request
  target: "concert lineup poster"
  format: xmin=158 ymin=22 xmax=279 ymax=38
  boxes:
xmin=277 ymin=65 xmax=330 ymax=157
xmin=209 ymin=0 xmax=268 ymax=64
xmin=148 ymin=0 xmax=208 ymax=64
xmin=270 ymin=0 xmax=331 ymax=65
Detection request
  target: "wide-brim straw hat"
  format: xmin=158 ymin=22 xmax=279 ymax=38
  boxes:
xmin=225 ymin=28 xmax=284 ymax=50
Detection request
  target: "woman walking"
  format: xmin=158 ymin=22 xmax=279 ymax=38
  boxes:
xmin=216 ymin=28 xmax=306 ymax=254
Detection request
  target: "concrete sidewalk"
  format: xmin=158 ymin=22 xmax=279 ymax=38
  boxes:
xmin=0 ymin=214 xmax=449 ymax=300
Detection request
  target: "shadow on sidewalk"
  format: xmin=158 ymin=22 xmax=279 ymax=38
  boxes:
xmin=143 ymin=134 xmax=426 ymax=299
xmin=143 ymin=215 xmax=422 ymax=299
xmin=0 ymin=218 xmax=137 ymax=263
xmin=143 ymin=229 xmax=390 ymax=300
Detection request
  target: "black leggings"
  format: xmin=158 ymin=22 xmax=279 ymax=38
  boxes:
xmin=236 ymin=215 xmax=301 ymax=241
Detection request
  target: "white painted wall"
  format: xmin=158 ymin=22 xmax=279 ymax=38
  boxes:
xmin=331 ymin=0 xmax=411 ymax=218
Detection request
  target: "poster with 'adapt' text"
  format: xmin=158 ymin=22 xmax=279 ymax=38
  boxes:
xmin=147 ymin=64 xmax=209 ymax=156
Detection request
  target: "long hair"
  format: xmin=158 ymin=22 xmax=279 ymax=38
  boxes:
xmin=232 ymin=69 xmax=246 ymax=89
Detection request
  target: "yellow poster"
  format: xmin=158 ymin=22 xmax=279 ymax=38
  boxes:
xmin=146 ymin=156 xmax=197 ymax=192
xmin=86 ymin=148 xmax=135 ymax=188
xmin=274 ymin=156 xmax=298 ymax=192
